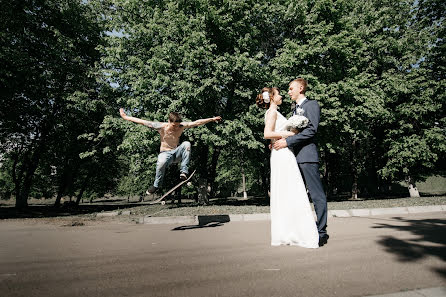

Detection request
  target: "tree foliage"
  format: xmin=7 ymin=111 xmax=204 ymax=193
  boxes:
xmin=0 ymin=0 xmax=108 ymax=207
xmin=0 ymin=0 xmax=444 ymax=207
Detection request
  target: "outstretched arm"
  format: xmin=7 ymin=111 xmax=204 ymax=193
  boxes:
xmin=181 ymin=116 xmax=222 ymax=128
xmin=119 ymin=108 xmax=163 ymax=129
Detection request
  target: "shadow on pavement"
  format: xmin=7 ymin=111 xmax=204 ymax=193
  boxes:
xmin=0 ymin=204 xmax=137 ymax=219
xmin=373 ymin=217 xmax=446 ymax=278
xmin=172 ymin=215 xmax=230 ymax=231
xmin=435 ymin=268 xmax=446 ymax=278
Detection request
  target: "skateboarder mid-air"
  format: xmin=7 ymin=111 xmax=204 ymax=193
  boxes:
xmin=119 ymin=108 xmax=221 ymax=194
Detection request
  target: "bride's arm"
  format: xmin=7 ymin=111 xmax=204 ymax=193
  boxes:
xmin=264 ymin=111 xmax=295 ymax=140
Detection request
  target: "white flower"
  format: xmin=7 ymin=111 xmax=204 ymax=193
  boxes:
xmin=295 ymin=107 xmax=305 ymax=116
xmin=262 ymin=91 xmax=270 ymax=103
xmin=284 ymin=115 xmax=309 ymax=130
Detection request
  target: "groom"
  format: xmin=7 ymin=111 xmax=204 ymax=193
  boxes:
xmin=273 ymin=78 xmax=329 ymax=247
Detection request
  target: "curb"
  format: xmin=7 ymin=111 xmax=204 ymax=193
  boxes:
xmin=329 ymin=205 xmax=446 ymax=218
xmin=138 ymin=213 xmax=271 ymax=224
xmin=135 ymin=205 xmax=446 ymax=225
xmin=364 ymin=286 xmax=446 ymax=297
xmin=96 ymin=210 xmax=131 ymax=217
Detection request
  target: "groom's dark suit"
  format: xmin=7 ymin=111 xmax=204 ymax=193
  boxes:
xmin=286 ymin=98 xmax=328 ymax=238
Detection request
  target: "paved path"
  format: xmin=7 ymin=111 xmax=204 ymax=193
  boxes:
xmin=0 ymin=212 xmax=445 ymax=297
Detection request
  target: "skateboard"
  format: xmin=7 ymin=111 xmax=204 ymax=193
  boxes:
xmin=149 ymin=170 xmax=196 ymax=205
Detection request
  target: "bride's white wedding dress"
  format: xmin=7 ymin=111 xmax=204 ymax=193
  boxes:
xmin=267 ymin=108 xmax=319 ymax=248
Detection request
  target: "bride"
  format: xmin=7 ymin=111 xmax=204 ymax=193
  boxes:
xmin=257 ymin=87 xmax=319 ymax=248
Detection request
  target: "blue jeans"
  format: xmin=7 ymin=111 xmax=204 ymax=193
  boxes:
xmin=153 ymin=141 xmax=191 ymax=188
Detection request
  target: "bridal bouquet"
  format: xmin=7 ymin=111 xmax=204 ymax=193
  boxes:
xmin=284 ymin=108 xmax=309 ymax=132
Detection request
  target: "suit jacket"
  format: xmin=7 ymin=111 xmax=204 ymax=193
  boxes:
xmin=285 ymin=98 xmax=320 ymax=163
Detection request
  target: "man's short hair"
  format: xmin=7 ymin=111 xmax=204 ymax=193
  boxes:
xmin=290 ymin=78 xmax=308 ymax=94
xmin=168 ymin=112 xmax=182 ymax=123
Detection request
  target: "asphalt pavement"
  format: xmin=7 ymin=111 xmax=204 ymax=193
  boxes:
xmin=0 ymin=211 xmax=445 ymax=297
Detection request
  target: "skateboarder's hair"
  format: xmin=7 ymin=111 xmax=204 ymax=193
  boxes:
xmin=168 ymin=112 xmax=182 ymax=123
xmin=290 ymin=78 xmax=308 ymax=94
xmin=256 ymin=87 xmax=277 ymax=109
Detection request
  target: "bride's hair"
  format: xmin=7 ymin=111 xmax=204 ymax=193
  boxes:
xmin=256 ymin=87 xmax=277 ymax=109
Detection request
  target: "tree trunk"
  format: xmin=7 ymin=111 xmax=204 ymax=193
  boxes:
xmin=198 ymin=178 xmax=209 ymax=205
xmin=241 ymin=168 xmax=248 ymax=200
xmin=13 ymin=124 xmax=49 ymax=208
xmin=197 ymin=146 xmax=209 ymax=177
xmin=351 ymin=176 xmax=359 ymax=200
xmin=207 ymin=147 xmax=220 ymax=197
xmin=262 ymin=143 xmax=270 ymax=199
xmin=407 ymin=175 xmax=420 ymax=198
xmin=323 ymin=148 xmax=331 ymax=198
xmin=54 ymin=164 xmax=77 ymax=207
xmin=15 ymin=166 xmax=38 ymax=208
xmin=54 ymin=178 xmax=69 ymax=207
xmin=75 ymin=170 xmax=91 ymax=205
xmin=12 ymin=153 xmax=24 ymax=208
xmin=260 ymin=167 xmax=268 ymax=199
xmin=15 ymin=190 xmax=27 ymax=209
xmin=14 ymin=146 xmax=44 ymax=208
xmin=350 ymin=139 xmax=360 ymax=200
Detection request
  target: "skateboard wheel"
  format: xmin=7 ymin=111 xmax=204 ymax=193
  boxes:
xmin=161 ymin=201 xmax=166 ymax=205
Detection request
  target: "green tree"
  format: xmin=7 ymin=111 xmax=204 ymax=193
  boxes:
xmin=0 ymin=0 xmax=105 ymax=207
xmin=100 ymin=0 xmax=286 ymax=198
xmin=270 ymin=0 xmax=392 ymax=199
xmin=378 ymin=0 xmax=446 ymax=197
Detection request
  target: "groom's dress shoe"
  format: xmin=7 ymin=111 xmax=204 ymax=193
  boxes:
xmin=318 ymin=234 xmax=329 ymax=247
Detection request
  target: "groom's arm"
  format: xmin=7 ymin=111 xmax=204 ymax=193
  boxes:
xmin=285 ymin=101 xmax=320 ymax=148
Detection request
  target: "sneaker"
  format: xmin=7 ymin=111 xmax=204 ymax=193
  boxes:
xmin=146 ymin=186 xmax=158 ymax=195
xmin=180 ymin=173 xmax=187 ymax=181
